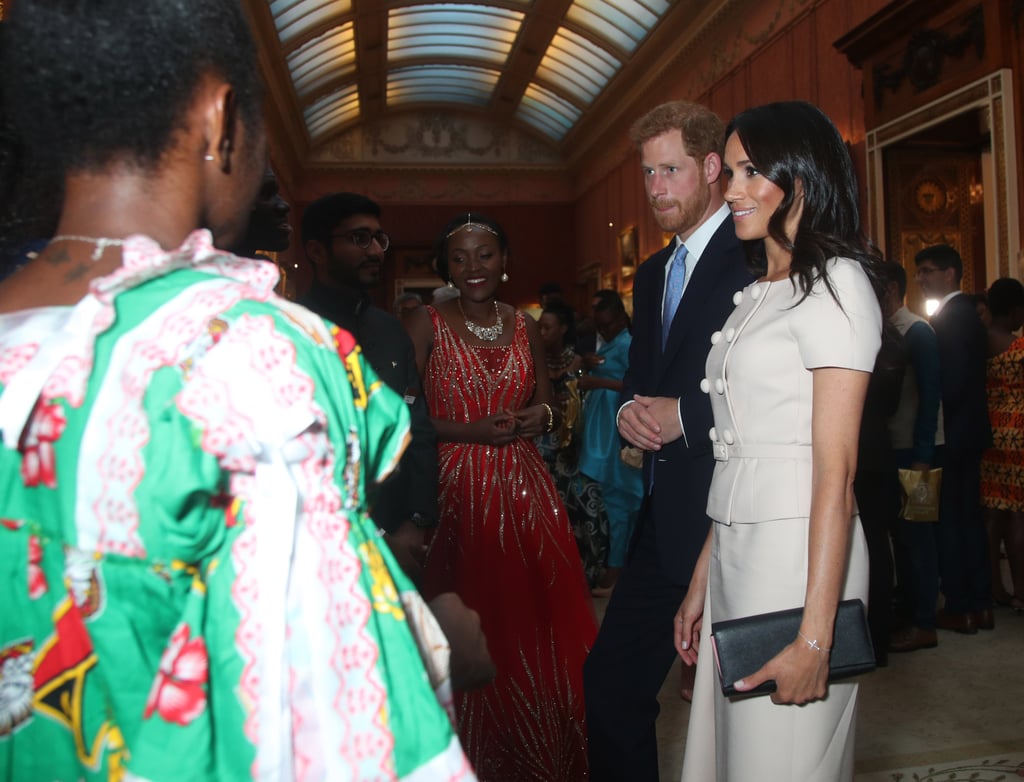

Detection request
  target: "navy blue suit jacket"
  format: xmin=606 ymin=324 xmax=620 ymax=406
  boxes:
xmin=620 ymin=215 xmax=754 ymax=584
xmin=930 ymin=292 xmax=992 ymax=452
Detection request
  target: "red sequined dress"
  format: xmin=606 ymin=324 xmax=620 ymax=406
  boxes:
xmin=422 ymin=306 xmax=597 ymax=781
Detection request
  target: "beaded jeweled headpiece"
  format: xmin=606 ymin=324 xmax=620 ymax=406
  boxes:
xmin=445 ymin=213 xmax=499 ymax=239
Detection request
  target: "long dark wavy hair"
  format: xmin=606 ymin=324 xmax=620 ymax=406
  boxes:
xmin=725 ymin=101 xmax=880 ymax=305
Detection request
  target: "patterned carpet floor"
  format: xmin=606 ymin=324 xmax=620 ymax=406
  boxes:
xmin=855 ymin=751 xmax=1024 ymax=781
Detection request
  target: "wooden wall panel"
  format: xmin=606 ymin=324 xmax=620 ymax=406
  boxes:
xmin=748 ymin=35 xmax=797 ymax=107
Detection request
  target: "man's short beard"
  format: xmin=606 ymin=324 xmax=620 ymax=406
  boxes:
xmin=652 ymin=185 xmax=711 ymax=237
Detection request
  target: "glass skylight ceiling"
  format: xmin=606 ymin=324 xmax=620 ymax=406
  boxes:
xmin=266 ymin=0 xmax=672 ymax=145
xmin=389 ymin=4 xmax=522 ymax=65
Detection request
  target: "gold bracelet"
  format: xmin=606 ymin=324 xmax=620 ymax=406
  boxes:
xmin=541 ymin=402 xmax=554 ymax=433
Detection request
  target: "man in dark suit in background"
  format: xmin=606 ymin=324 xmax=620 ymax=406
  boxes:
xmin=914 ymin=244 xmax=993 ymax=634
xmin=583 ymin=101 xmax=755 ymax=780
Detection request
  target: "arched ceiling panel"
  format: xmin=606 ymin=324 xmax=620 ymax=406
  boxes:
xmin=249 ymin=0 xmax=684 ymax=157
xmin=388 ymin=65 xmax=501 ymax=108
xmin=388 ymin=4 xmax=523 ymax=66
xmin=566 ymin=0 xmax=669 ymax=54
xmin=536 ymin=27 xmax=622 ymax=105
xmin=270 ymin=0 xmax=350 ymax=46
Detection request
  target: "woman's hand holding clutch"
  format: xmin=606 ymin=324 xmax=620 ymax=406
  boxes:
xmin=732 ymin=637 xmax=830 ymax=705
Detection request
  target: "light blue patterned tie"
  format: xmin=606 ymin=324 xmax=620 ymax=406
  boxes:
xmin=661 ymin=241 xmax=688 ymax=349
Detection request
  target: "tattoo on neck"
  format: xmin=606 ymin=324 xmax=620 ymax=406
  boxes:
xmin=46 ymin=247 xmax=71 ymax=267
xmin=64 ymin=263 xmax=91 ymax=283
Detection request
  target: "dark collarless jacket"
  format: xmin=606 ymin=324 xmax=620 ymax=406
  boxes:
xmin=302 ymin=284 xmax=438 ymax=533
xmin=620 ymin=216 xmax=755 ymax=584
xmin=930 ymin=292 xmax=993 ymax=452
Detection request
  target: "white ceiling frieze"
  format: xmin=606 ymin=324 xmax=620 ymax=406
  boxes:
xmin=308 ymin=112 xmax=563 ymax=167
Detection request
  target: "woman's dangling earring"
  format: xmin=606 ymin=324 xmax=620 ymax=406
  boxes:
xmin=447 ymin=280 xmax=455 ymax=288
xmin=501 ymin=272 xmax=509 ymax=283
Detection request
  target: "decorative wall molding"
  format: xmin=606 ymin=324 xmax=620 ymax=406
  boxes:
xmin=308 ymin=111 xmax=563 ymax=169
xmin=866 ymin=69 xmax=1019 ymax=281
xmin=873 ymin=8 xmax=985 ymax=108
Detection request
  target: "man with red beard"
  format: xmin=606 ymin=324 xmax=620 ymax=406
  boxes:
xmin=584 ymin=102 xmax=755 ymax=780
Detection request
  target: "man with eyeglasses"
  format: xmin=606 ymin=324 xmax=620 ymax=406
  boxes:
xmin=913 ymin=243 xmax=993 ymax=635
xmin=301 ymin=193 xmax=496 ymax=692
xmin=301 ymin=192 xmax=434 ymax=578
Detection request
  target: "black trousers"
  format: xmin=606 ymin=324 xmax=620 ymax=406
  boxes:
xmin=936 ymin=447 xmax=991 ymax=613
xmin=854 ymin=468 xmax=901 ymax=656
xmin=584 ymin=508 xmax=687 ymax=781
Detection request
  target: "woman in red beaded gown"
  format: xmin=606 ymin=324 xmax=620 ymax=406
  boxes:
xmin=406 ymin=212 xmax=597 ymax=781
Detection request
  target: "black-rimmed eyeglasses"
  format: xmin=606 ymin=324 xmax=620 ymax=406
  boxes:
xmin=332 ymin=228 xmax=390 ymax=251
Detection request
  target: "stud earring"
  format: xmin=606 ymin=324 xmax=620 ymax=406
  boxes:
xmin=204 ymin=154 xmax=215 ymax=162
xmin=501 ymin=272 xmax=509 ymax=283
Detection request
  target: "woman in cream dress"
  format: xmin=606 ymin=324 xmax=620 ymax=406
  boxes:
xmin=676 ymin=102 xmax=882 ymax=782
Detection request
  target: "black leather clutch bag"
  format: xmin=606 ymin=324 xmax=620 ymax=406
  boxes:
xmin=710 ymin=598 xmax=875 ymax=697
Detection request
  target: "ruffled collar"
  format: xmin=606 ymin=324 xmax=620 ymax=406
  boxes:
xmin=89 ymin=229 xmax=280 ymax=303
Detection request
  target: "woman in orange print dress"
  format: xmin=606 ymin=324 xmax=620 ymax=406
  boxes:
xmin=406 ymin=212 xmax=597 ymax=781
xmin=980 ymin=277 xmax=1024 ymax=612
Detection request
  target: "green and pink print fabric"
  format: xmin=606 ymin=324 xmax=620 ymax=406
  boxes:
xmin=0 ymin=231 xmax=473 ymax=781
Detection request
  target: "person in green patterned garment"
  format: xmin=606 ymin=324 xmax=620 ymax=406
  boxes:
xmin=0 ymin=1 xmax=475 ymax=780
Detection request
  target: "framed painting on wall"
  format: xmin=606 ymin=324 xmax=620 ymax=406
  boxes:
xmin=618 ymin=226 xmax=638 ymax=277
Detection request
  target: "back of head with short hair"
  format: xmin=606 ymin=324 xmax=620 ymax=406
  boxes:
xmin=629 ymin=101 xmax=725 ymax=163
xmin=592 ymin=288 xmax=626 ymax=316
xmin=301 ymin=192 xmax=381 ymax=247
xmin=1 ymin=0 xmax=263 ymax=176
xmin=987 ymin=277 xmax=1024 ymax=319
xmin=877 ymin=261 xmax=909 ymax=300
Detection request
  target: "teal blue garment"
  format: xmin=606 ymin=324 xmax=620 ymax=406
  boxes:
xmin=578 ymin=329 xmax=643 ymax=565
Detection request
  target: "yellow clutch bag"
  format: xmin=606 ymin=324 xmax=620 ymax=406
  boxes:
xmin=898 ymin=467 xmax=942 ymax=522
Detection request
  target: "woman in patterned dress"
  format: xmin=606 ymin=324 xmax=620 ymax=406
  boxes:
xmin=0 ymin=2 xmax=474 ymax=780
xmin=981 ymin=277 xmax=1024 ymax=612
xmin=537 ymin=300 xmax=610 ymax=588
xmin=406 ymin=213 xmax=597 ymax=780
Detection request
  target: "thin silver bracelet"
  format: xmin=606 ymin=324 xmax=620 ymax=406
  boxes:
xmin=797 ymin=630 xmax=831 ymax=653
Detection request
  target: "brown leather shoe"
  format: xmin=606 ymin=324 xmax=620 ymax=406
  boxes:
xmin=936 ymin=610 xmax=978 ymax=634
xmin=973 ymin=607 xmax=995 ymax=630
xmin=888 ymin=626 xmax=938 ymax=653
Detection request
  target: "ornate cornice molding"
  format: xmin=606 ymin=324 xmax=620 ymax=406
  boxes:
xmin=308 ymin=111 xmax=564 ymax=170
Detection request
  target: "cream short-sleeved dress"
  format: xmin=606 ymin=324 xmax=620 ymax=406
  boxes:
xmin=680 ymin=257 xmax=882 ymax=782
